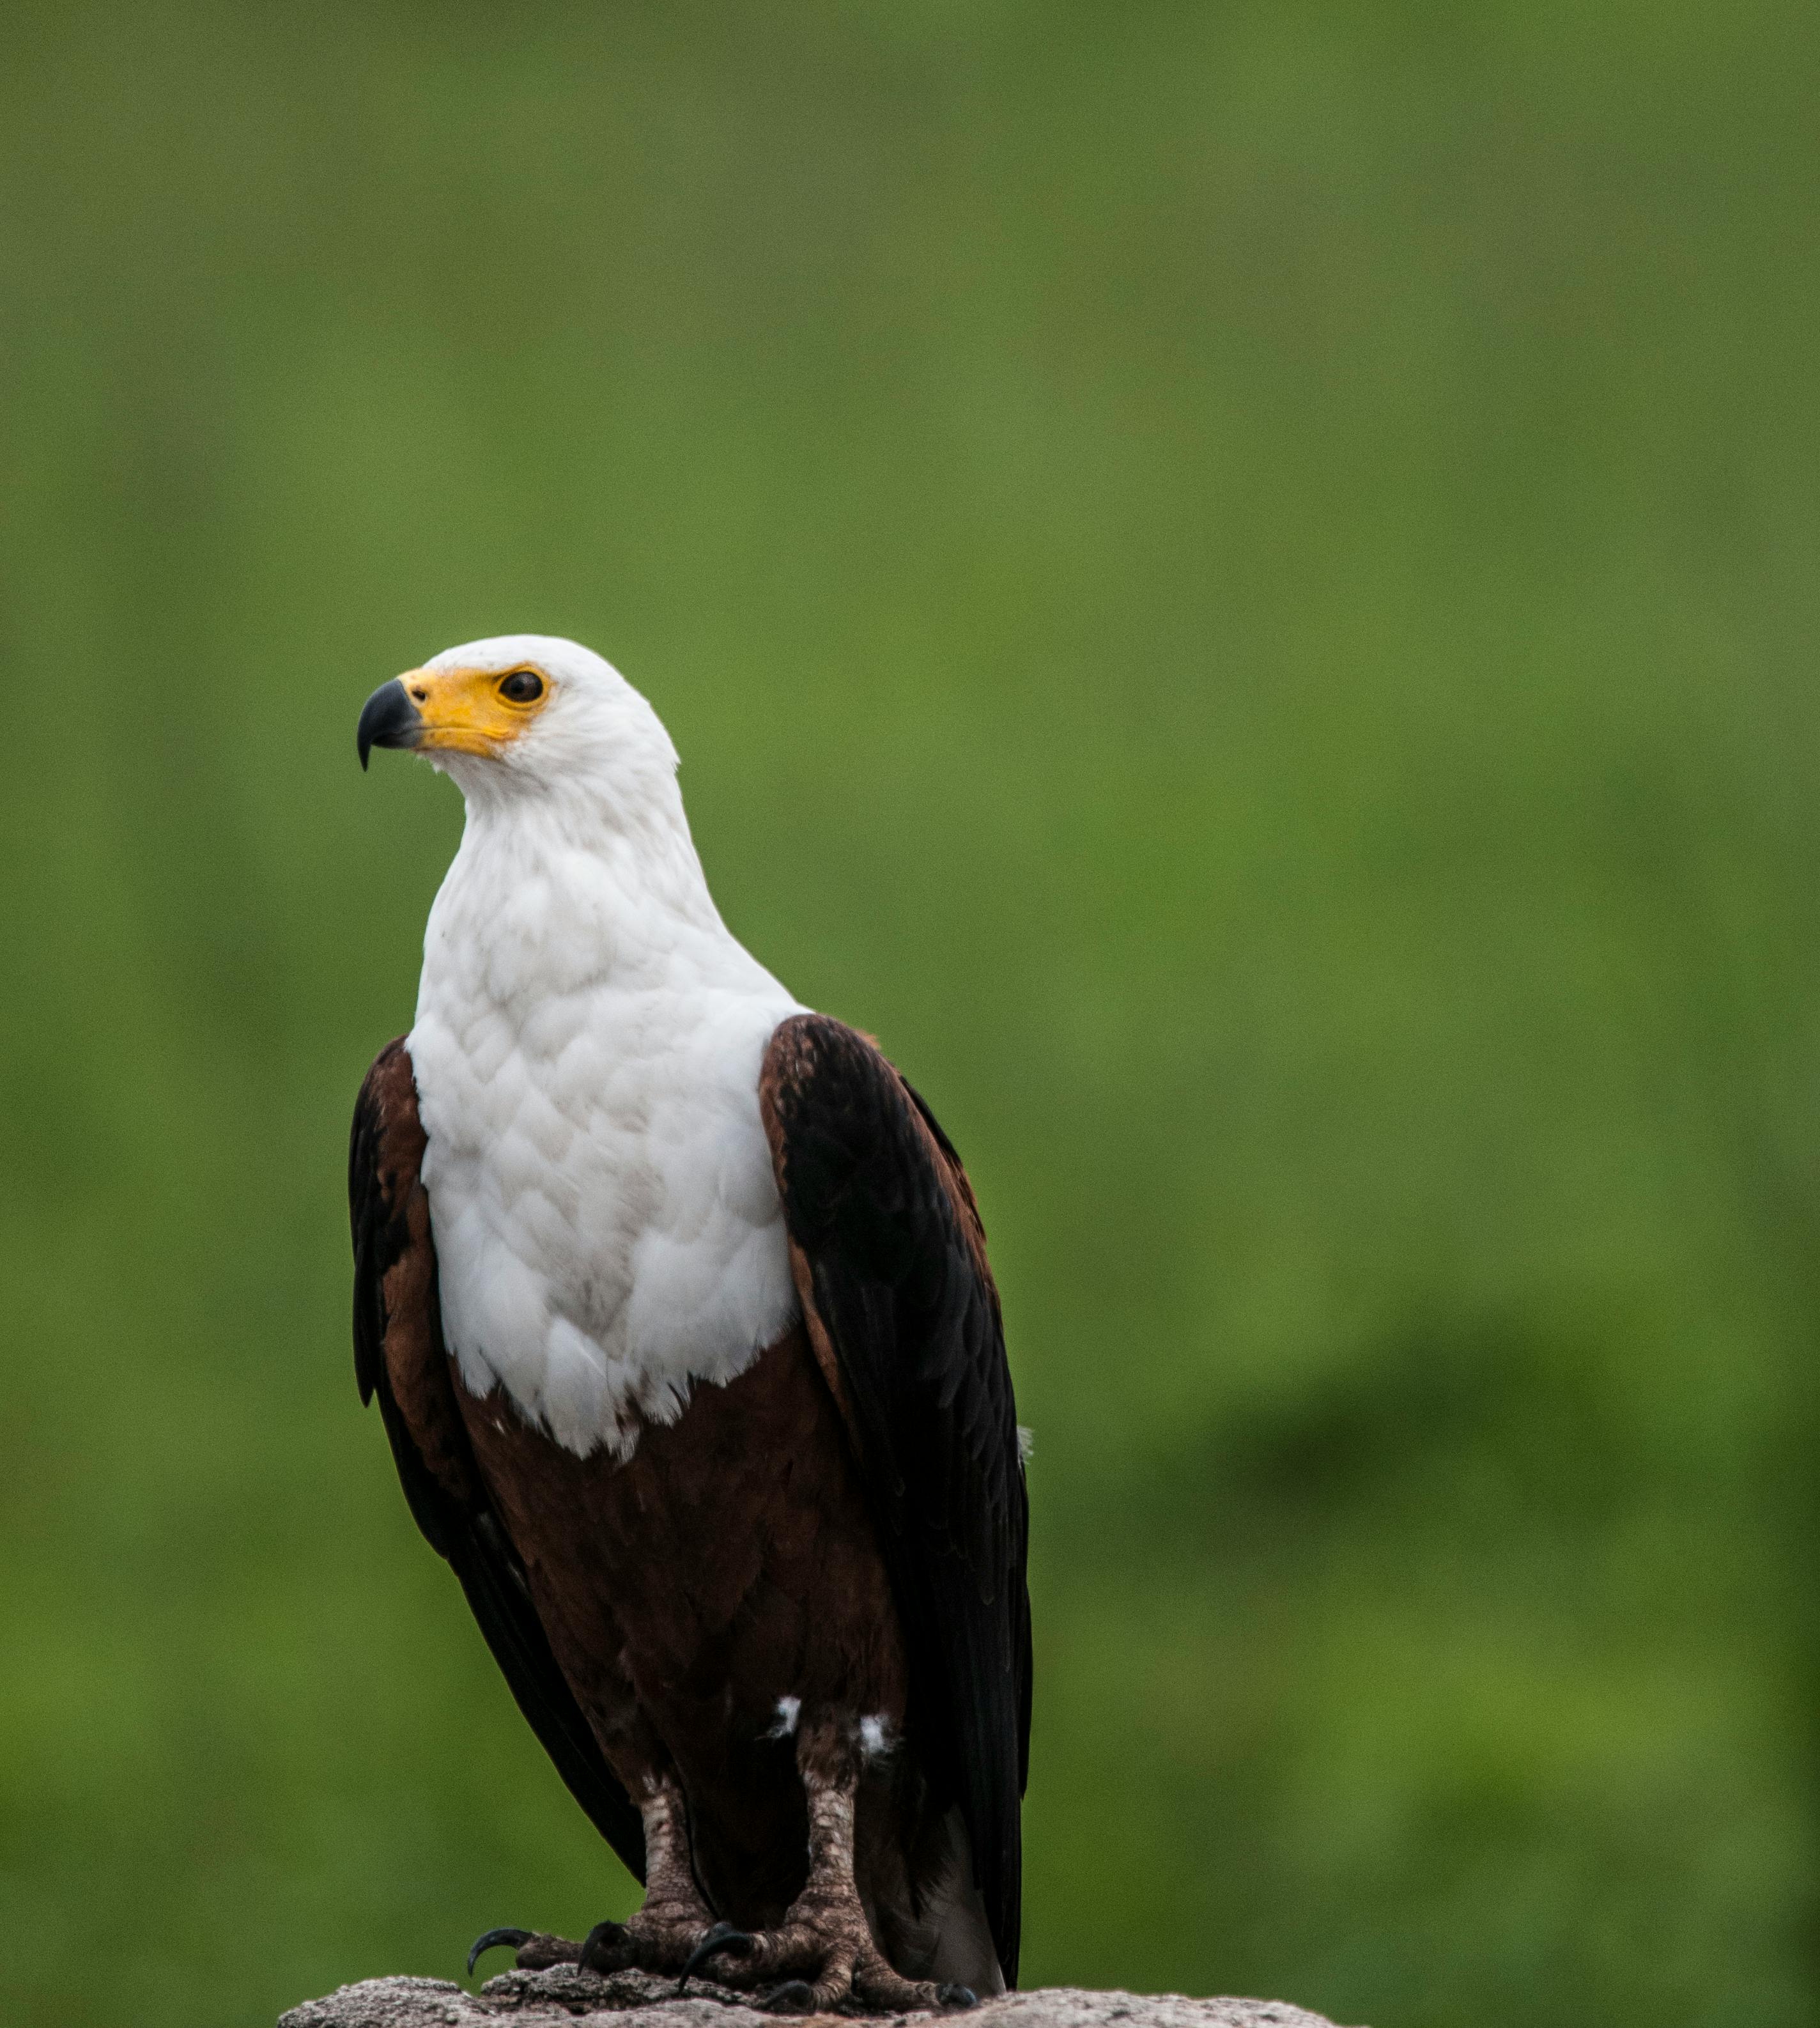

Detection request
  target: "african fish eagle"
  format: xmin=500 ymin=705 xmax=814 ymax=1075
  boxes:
xmin=349 ymin=636 xmax=1030 ymax=2013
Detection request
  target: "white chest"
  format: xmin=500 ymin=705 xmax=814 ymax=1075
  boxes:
xmin=407 ymin=814 xmax=804 ymax=1457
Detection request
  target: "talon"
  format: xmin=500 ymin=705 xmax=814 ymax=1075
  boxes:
xmin=760 ymin=1981 xmax=818 ymax=2015
xmin=678 ymin=1921 xmax=753 ymax=1993
xmin=579 ymin=1919 xmax=630 ymax=1974
xmin=937 ymin=1985 xmax=978 ymax=2011
xmin=467 ymin=1927 xmax=531 ymax=1977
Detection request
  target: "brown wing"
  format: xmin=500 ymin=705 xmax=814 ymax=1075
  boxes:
xmin=760 ymin=1014 xmax=1031 ymax=1989
xmin=350 ymin=1038 xmax=646 ymax=1882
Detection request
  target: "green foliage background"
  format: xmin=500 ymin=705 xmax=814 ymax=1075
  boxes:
xmin=3 ymin=4 xmax=1817 ymax=2024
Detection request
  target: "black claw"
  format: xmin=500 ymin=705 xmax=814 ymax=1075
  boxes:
xmin=579 ymin=1919 xmax=630 ymax=1974
xmin=760 ymin=1981 xmax=818 ymax=2015
xmin=937 ymin=1985 xmax=978 ymax=2011
xmin=677 ymin=1921 xmax=753 ymax=1993
xmin=467 ymin=1928 xmax=532 ymax=1977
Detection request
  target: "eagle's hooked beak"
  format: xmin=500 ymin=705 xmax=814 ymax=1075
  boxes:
xmin=357 ymin=678 xmax=423 ymax=771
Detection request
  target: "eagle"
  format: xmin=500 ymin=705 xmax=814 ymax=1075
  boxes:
xmin=348 ymin=636 xmax=1030 ymax=2014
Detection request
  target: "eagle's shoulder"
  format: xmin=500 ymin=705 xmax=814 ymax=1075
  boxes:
xmin=759 ymin=1012 xmax=989 ymax=1257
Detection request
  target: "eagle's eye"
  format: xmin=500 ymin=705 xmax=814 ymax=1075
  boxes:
xmin=498 ymin=669 xmax=545 ymax=705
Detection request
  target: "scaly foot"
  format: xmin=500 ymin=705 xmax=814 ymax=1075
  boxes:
xmin=682 ymin=1901 xmax=976 ymax=2014
xmin=467 ymin=1905 xmax=736 ymax=1982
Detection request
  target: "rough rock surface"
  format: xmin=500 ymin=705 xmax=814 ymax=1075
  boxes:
xmin=279 ymin=1965 xmax=1354 ymax=2028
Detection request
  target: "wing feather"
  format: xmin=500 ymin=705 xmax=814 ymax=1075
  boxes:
xmin=760 ymin=1015 xmax=1030 ymax=1988
xmin=350 ymin=1038 xmax=645 ymax=1882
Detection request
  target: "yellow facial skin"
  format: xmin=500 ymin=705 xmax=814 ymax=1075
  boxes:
xmin=398 ymin=663 xmax=553 ymax=759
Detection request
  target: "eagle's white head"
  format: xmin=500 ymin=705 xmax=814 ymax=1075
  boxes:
xmin=357 ymin=633 xmax=803 ymax=1456
xmin=357 ymin=633 xmax=681 ymax=823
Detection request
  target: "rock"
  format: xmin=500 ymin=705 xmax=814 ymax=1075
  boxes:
xmin=278 ymin=1965 xmax=1355 ymax=2028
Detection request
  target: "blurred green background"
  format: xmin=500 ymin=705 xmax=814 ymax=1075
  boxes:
xmin=3 ymin=3 xmax=1817 ymax=2025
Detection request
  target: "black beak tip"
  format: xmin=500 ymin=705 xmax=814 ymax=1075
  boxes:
xmin=357 ymin=677 xmax=420 ymax=773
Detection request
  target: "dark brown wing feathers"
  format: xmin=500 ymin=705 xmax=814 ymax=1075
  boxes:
xmin=759 ymin=1014 xmax=1031 ymax=1989
xmin=349 ymin=1039 xmax=646 ymax=1880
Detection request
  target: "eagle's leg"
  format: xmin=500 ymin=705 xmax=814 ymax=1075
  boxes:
xmin=474 ymin=1774 xmax=720 ymax=1978
xmin=578 ymin=1774 xmax=722 ymax=1974
xmin=694 ymin=1715 xmax=973 ymax=2015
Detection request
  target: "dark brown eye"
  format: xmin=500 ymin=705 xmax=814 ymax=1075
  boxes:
xmin=498 ymin=669 xmax=544 ymax=704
